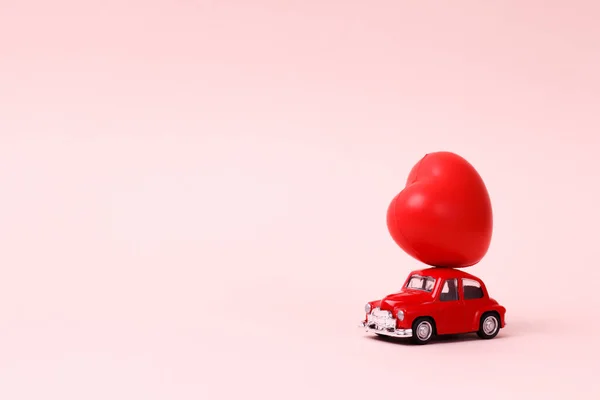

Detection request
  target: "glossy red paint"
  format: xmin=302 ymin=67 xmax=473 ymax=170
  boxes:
xmin=361 ymin=267 xmax=506 ymax=344
xmin=386 ymin=152 xmax=493 ymax=268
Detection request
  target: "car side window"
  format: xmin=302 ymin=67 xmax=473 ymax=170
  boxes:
xmin=463 ymin=278 xmax=484 ymax=300
xmin=439 ymin=278 xmax=458 ymax=302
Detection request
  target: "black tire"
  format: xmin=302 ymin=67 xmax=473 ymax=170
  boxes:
xmin=477 ymin=312 xmax=500 ymax=339
xmin=411 ymin=317 xmax=435 ymax=345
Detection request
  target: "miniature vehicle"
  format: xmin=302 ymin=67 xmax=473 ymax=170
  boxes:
xmin=359 ymin=267 xmax=506 ymax=344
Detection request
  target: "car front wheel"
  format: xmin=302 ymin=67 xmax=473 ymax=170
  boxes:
xmin=477 ymin=313 xmax=500 ymax=339
xmin=411 ymin=318 xmax=435 ymax=345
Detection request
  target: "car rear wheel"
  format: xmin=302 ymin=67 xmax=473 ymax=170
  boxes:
xmin=411 ymin=318 xmax=435 ymax=345
xmin=477 ymin=313 xmax=500 ymax=339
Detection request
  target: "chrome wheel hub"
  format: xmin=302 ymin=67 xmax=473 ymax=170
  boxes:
xmin=483 ymin=316 xmax=498 ymax=335
xmin=416 ymin=321 xmax=432 ymax=341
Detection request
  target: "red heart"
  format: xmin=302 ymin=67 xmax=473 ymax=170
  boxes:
xmin=386 ymin=152 xmax=493 ymax=268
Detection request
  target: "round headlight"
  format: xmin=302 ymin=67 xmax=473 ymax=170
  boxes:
xmin=365 ymin=303 xmax=372 ymax=313
xmin=396 ymin=310 xmax=405 ymax=321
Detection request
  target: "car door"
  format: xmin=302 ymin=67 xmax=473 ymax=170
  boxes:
xmin=434 ymin=278 xmax=465 ymax=335
xmin=460 ymin=278 xmax=486 ymax=332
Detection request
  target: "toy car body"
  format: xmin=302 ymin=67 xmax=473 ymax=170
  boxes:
xmin=359 ymin=267 xmax=506 ymax=344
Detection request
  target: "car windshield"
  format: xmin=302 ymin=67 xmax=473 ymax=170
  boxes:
xmin=406 ymin=275 xmax=436 ymax=292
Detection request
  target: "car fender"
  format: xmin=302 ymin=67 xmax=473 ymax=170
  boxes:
xmin=400 ymin=305 xmax=435 ymax=330
xmin=471 ymin=305 xmax=506 ymax=331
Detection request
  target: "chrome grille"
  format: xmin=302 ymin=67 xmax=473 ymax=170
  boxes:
xmin=367 ymin=307 xmax=396 ymax=330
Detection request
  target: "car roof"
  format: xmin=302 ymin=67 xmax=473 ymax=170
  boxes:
xmin=411 ymin=267 xmax=481 ymax=281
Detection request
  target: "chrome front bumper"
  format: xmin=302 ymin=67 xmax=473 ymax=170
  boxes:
xmin=359 ymin=321 xmax=413 ymax=338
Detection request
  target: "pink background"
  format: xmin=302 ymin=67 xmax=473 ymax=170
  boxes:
xmin=1 ymin=0 xmax=599 ymax=398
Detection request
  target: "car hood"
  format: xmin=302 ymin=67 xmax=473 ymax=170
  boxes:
xmin=377 ymin=291 xmax=432 ymax=311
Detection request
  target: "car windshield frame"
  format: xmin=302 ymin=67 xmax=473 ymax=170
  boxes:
xmin=405 ymin=275 xmax=436 ymax=292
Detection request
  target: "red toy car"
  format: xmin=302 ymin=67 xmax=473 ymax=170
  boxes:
xmin=359 ymin=267 xmax=506 ymax=344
